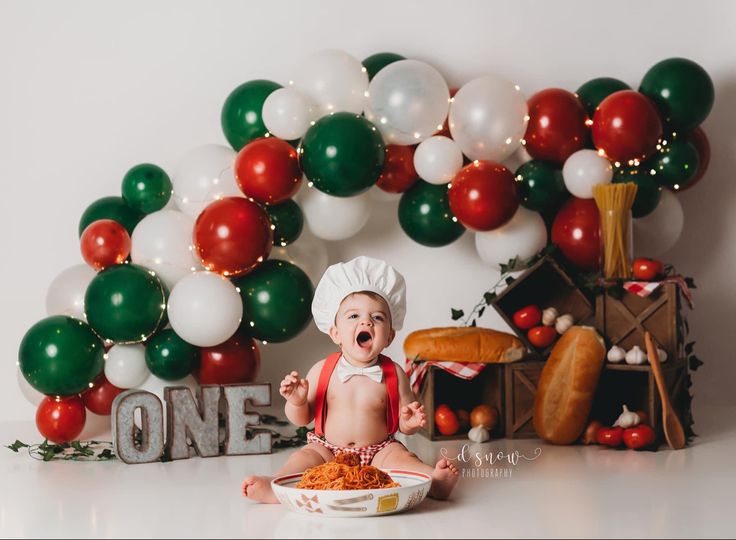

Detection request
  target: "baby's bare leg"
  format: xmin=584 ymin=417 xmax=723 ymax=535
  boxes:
xmin=372 ymin=441 xmax=459 ymax=500
xmin=242 ymin=442 xmax=335 ymax=503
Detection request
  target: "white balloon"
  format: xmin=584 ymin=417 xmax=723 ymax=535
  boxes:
xmin=413 ymin=136 xmax=463 ymax=185
xmin=562 ymin=149 xmax=613 ymax=199
xmin=45 ymin=264 xmax=96 ymax=321
xmin=369 ymin=185 xmax=402 ymax=203
xmin=131 ymin=210 xmax=201 ymax=289
xmin=290 ymin=49 xmax=368 ymax=117
xmin=449 ymin=75 xmax=528 ymax=161
xmin=135 ymin=374 xmax=199 ymax=431
xmin=17 ymin=366 xmax=43 ymax=406
xmin=270 ymin=228 xmax=329 ymax=285
xmin=503 ymin=145 xmax=533 ymax=172
xmin=475 ymin=207 xmax=547 ymax=269
xmin=105 ymin=344 xmax=150 ymax=389
xmin=78 ymin=412 xmax=111 ymax=440
xmin=634 ymin=189 xmax=684 ymax=257
xmin=364 ymin=59 xmax=449 ymax=145
xmin=262 ymin=87 xmax=316 ymax=140
xmin=168 ymin=272 xmax=242 ymax=347
xmin=171 ymin=144 xmax=242 ymax=219
xmin=301 ymin=187 xmax=371 ymax=241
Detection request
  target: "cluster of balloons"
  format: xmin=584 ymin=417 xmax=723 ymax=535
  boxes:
xmin=18 ymin=51 xmax=714 ymax=442
xmin=20 ymin=152 xmax=318 ymax=442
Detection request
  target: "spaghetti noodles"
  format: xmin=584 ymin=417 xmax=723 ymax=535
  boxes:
xmin=295 ymin=452 xmax=400 ymax=490
xmin=593 ymin=182 xmax=638 ymax=279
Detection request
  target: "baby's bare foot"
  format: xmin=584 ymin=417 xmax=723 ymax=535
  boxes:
xmin=428 ymin=458 xmax=459 ymax=500
xmin=241 ymin=475 xmax=279 ymax=504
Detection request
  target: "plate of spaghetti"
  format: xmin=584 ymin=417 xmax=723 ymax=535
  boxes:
xmin=272 ymin=453 xmax=431 ymax=517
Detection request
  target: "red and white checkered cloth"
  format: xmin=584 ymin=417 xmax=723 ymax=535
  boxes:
xmin=622 ymin=275 xmax=694 ymax=308
xmin=404 ymin=357 xmax=486 ymax=395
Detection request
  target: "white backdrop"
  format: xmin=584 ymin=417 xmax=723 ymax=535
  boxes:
xmin=1 ymin=0 xmax=735 ymax=424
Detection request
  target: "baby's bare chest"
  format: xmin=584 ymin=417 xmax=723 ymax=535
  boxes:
xmin=325 ymin=375 xmax=387 ymax=410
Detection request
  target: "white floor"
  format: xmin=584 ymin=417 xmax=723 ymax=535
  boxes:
xmin=1 ymin=403 xmax=734 ymax=539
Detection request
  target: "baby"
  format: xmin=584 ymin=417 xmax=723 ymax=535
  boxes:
xmin=242 ymin=256 xmax=458 ymax=502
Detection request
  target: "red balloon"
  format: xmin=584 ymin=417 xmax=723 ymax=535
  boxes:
xmin=448 ymin=161 xmax=519 ymax=231
xmin=193 ymin=197 xmax=273 ymax=277
xmin=524 ymin=89 xmax=589 ymax=164
xmin=592 ymin=90 xmax=663 ymax=163
xmin=82 ymin=373 xmax=124 ymax=416
xmin=80 ymin=219 xmax=131 ymax=270
xmin=36 ymin=395 xmax=87 ymax=443
xmin=551 ymin=197 xmax=601 ymax=272
xmin=235 ymin=137 xmax=302 ymax=205
xmin=196 ymin=330 xmax=261 ymax=385
xmin=376 ymin=145 xmax=419 ymax=193
xmin=675 ymin=127 xmax=710 ymax=192
xmin=434 ymin=87 xmax=459 ymax=137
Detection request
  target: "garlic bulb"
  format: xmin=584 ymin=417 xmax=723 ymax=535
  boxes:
xmin=542 ymin=307 xmax=558 ymax=326
xmin=554 ymin=314 xmax=574 ymax=334
xmin=625 ymin=345 xmax=647 ymax=365
xmin=613 ymin=405 xmax=641 ymax=428
xmin=607 ymin=345 xmax=626 ymax=363
xmin=468 ymin=425 xmax=491 ymax=443
xmin=657 ymin=348 xmax=668 ymax=363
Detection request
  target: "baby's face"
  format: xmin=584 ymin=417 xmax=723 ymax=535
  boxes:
xmin=329 ymin=293 xmax=395 ymax=365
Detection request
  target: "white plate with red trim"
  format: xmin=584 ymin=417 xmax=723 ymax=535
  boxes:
xmin=271 ymin=469 xmax=431 ymax=517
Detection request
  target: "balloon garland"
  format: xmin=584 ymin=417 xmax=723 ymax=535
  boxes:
xmin=17 ymin=50 xmax=713 ymax=442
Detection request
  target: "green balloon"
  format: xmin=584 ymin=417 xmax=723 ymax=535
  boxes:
xmin=362 ymin=52 xmax=405 ymax=80
xmin=398 ymin=180 xmax=465 ymax=247
xmin=645 ymin=139 xmax=699 ymax=189
xmin=613 ymin=166 xmax=662 ymax=218
xmin=145 ymin=329 xmax=199 ymax=381
xmin=221 ymin=79 xmax=282 ymax=151
xmin=233 ymin=259 xmax=313 ymax=343
xmin=79 ymin=196 xmax=144 ymax=237
xmin=300 ymin=112 xmax=385 ymax=197
xmin=576 ymin=77 xmax=630 ymax=116
xmin=19 ymin=316 xmax=104 ymax=396
xmin=85 ymin=264 xmax=168 ymax=343
xmin=121 ymin=163 xmax=172 ymax=214
xmin=266 ymin=199 xmax=304 ymax=247
xmin=639 ymin=57 xmax=714 ymax=131
xmin=515 ymin=160 xmax=568 ymax=213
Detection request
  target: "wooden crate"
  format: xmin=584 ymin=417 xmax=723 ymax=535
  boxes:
xmin=595 ymin=282 xmax=684 ymax=361
xmin=504 ymin=359 xmax=544 ymax=439
xmin=414 ymin=363 xmax=505 ymax=441
xmin=492 ymin=256 xmax=594 ymax=355
xmin=590 ymin=358 xmax=690 ymax=443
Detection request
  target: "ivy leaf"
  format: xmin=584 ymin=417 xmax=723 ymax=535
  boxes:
xmin=478 ymin=306 xmax=485 ymax=319
xmin=98 ymin=449 xmax=115 ymax=461
xmin=684 ymin=277 xmax=697 ymax=289
xmin=685 ymin=341 xmax=695 ymax=355
xmin=505 ymin=276 xmax=516 ymax=286
xmin=451 ymin=308 xmax=464 ymax=321
xmin=499 ymin=257 xmax=519 ymax=275
xmin=5 ymin=440 xmax=29 ymax=453
xmin=470 ymin=320 xmax=477 ymax=327
xmin=483 ymin=292 xmax=496 ymax=305
xmin=689 ymin=355 xmax=704 ymax=371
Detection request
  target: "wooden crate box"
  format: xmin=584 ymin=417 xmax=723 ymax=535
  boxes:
xmin=414 ymin=364 xmax=505 ymax=441
xmin=504 ymin=360 xmax=544 ymax=439
xmin=492 ymin=256 xmax=594 ymax=355
xmin=595 ymin=282 xmax=684 ymax=361
xmin=590 ymin=358 xmax=690 ymax=443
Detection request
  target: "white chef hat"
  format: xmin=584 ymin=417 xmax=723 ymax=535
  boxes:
xmin=311 ymin=256 xmax=407 ymax=334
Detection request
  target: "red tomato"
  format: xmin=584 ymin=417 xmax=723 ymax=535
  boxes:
xmin=434 ymin=404 xmax=460 ymax=436
xmin=513 ymin=305 xmax=542 ymax=330
xmin=527 ymin=326 xmax=557 ymax=349
xmin=632 ymin=258 xmax=663 ymax=281
xmin=596 ymin=426 xmax=624 ymax=447
xmin=36 ymin=395 xmax=87 ymax=444
xmin=623 ymin=424 xmax=656 ymax=450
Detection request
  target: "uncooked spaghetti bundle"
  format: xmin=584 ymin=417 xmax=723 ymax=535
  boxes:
xmin=593 ymin=183 xmax=638 ymax=279
xmin=296 ymin=452 xmax=400 ymax=490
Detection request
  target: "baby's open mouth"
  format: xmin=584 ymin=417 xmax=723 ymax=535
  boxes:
xmin=356 ymin=331 xmax=373 ymax=349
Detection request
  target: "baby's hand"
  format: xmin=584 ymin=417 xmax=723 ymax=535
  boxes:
xmin=279 ymin=371 xmax=309 ymax=406
xmin=400 ymin=401 xmax=427 ymax=431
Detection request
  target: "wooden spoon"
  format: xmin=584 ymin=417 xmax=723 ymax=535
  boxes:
xmin=645 ymin=332 xmax=686 ymax=450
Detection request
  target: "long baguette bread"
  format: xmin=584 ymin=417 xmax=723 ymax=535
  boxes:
xmin=533 ymin=326 xmax=606 ymax=444
xmin=403 ymin=327 xmax=525 ymax=364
